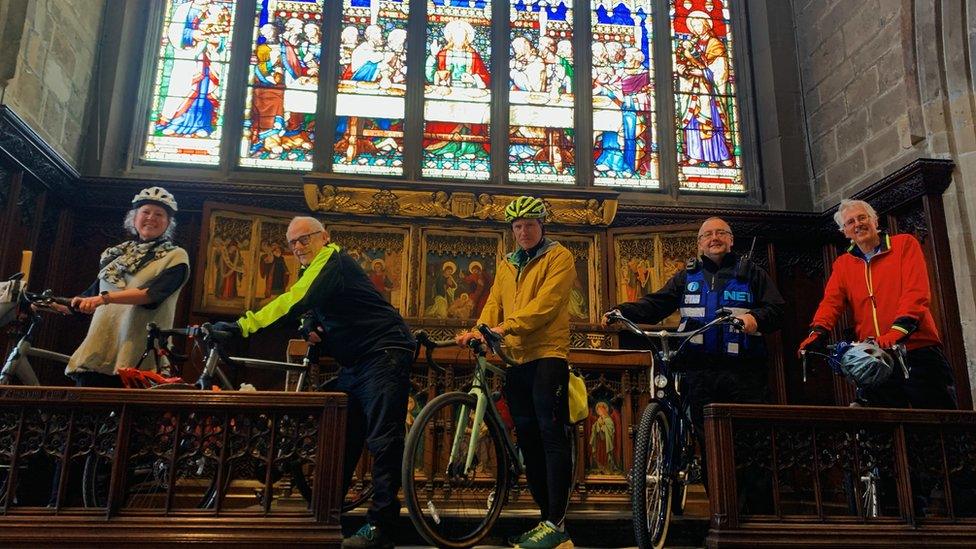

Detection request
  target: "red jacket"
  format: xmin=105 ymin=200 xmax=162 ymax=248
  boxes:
xmin=811 ymin=233 xmax=941 ymax=350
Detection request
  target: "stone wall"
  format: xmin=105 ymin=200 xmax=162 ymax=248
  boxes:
xmin=794 ymin=0 xmax=976 ymax=402
xmin=0 ymin=0 xmax=104 ymax=167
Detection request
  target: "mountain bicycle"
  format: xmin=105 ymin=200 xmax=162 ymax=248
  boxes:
xmin=403 ymin=324 xmax=569 ymax=548
xmin=605 ymin=308 xmax=744 ymax=549
xmin=0 ymin=287 xmax=74 ymax=386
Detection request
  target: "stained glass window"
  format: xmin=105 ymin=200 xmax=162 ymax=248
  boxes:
xmin=591 ymin=1 xmax=658 ymax=189
xmin=422 ymin=0 xmax=492 ymax=180
xmin=671 ymin=0 xmax=744 ymax=192
xmin=239 ymin=0 xmax=324 ymax=170
xmin=144 ymin=0 xmax=237 ymax=165
xmin=509 ymin=1 xmax=575 ymax=184
xmin=332 ymin=0 xmax=409 ymax=176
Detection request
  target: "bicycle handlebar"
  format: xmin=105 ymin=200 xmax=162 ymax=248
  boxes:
xmin=605 ymin=308 xmax=745 ymax=361
xmin=23 ymin=290 xmax=77 ymax=313
xmin=413 ymin=324 xmax=519 ymax=372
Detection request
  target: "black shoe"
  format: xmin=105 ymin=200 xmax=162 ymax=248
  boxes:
xmin=342 ymin=523 xmax=394 ymax=549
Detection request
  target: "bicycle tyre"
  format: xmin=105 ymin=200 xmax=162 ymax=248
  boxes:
xmin=631 ymin=402 xmax=672 ymax=549
xmin=402 ymin=391 xmax=509 ymax=549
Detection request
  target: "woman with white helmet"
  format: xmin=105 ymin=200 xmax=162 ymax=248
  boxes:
xmin=58 ymin=186 xmax=190 ymax=387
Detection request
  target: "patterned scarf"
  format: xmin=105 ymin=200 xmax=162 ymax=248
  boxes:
xmin=98 ymin=238 xmax=178 ymax=289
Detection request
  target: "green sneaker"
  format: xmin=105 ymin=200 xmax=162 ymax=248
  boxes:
xmin=514 ymin=521 xmax=574 ymax=549
xmin=341 ymin=523 xmax=394 ymax=549
xmin=507 ymin=522 xmax=544 ymax=546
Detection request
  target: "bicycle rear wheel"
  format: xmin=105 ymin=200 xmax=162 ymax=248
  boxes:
xmin=402 ymin=391 xmax=510 ymax=549
xmin=631 ymin=402 xmax=673 ymax=549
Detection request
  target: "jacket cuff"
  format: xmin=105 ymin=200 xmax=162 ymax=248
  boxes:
xmin=809 ymin=325 xmax=829 ymax=337
xmin=891 ymin=316 xmax=918 ymax=337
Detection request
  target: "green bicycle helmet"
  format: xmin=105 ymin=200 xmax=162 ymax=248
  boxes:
xmin=504 ymin=196 xmax=547 ymax=222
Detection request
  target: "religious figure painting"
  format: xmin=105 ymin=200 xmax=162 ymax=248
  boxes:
xmin=419 ymin=229 xmax=503 ymax=322
xmin=196 ymin=204 xmax=303 ymax=314
xmin=329 ymin=224 xmax=411 ymax=314
xmin=422 ymin=1 xmax=493 ymax=180
xmin=332 ymin=0 xmax=410 ymax=176
xmin=548 ymin=232 xmax=602 ymax=323
xmin=251 ymin=219 xmax=299 ymax=309
xmin=145 ymin=0 xmax=237 ymax=165
xmin=508 ymin=1 xmax=576 ymax=184
xmin=671 ymin=0 xmax=745 ymax=192
xmin=610 ymin=228 xmax=697 ymax=326
xmin=585 ymin=396 xmax=624 ymax=476
xmin=590 ymin=0 xmax=659 ymax=189
xmin=239 ymin=0 xmax=324 ymax=170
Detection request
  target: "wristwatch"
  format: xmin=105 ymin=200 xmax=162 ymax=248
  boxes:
xmin=100 ymin=291 xmax=111 ymax=305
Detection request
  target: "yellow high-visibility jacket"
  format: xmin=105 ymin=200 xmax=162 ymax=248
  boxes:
xmin=475 ymin=240 xmax=577 ymax=364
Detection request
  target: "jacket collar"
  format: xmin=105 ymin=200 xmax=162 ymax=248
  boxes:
xmin=507 ymin=238 xmax=558 ymax=268
xmin=846 ymin=231 xmax=891 ymax=259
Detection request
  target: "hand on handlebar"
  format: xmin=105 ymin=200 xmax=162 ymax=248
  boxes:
xmin=73 ymin=295 xmax=105 ymax=315
xmin=601 ymin=309 xmax=622 ymax=326
xmin=455 ymin=330 xmax=483 ymax=348
xmin=209 ymin=320 xmax=242 ymax=340
xmin=797 ymin=327 xmax=828 ymax=359
xmin=734 ymin=313 xmax=758 ymax=334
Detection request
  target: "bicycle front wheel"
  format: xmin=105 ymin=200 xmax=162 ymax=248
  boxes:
xmin=402 ymin=391 xmax=510 ymax=549
xmin=631 ymin=402 xmax=673 ymax=549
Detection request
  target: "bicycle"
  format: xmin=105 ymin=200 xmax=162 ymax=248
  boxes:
xmin=605 ymin=308 xmax=744 ymax=549
xmin=800 ymin=339 xmax=908 ymax=519
xmin=0 ymin=286 xmax=74 ymax=386
xmin=81 ymin=322 xmax=315 ymax=510
xmin=403 ymin=324 xmax=574 ymax=548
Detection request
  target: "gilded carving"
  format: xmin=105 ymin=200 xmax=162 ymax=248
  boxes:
xmin=303 ymin=184 xmax=618 ymax=226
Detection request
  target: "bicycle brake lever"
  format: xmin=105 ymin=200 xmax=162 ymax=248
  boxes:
xmin=800 ymin=350 xmax=808 ymax=383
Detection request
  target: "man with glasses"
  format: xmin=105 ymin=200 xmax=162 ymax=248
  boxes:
xmin=799 ymin=199 xmax=957 ymax=409
xmin=605 ymin=217 xmax=783 ymax=508
xmin=213 ymin=216 xmax=414 ymax=549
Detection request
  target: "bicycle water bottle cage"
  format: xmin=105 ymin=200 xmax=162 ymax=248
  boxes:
xmin=837 ymin=341 xmax=894 ymax=389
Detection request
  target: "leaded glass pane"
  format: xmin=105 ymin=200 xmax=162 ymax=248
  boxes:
xmin=671 ymin=0 xmax=744 ymax=192
xmin=332 ymin=0 xmax=409 ymax=176
xmin=144 ymin=0 xmax=237 ymax=165
xmin=422 ymin=0 xmax=492 ymax=181
xmin=509 ymin=1 xmax=575 ymax=184
xmin=591 ymin=1 xmax=658 ymax=189
xmin=239 ymin=0 xmax=324 ymax=170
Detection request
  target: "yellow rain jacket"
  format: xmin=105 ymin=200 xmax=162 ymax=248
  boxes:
xmin=475 ymin=240 xmax=577 ymax=364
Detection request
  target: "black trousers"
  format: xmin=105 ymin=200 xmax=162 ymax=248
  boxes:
xmin=683 ymin=365 xmax=769 ymax=514
xmin=859 ymin=345 xmax=957 ymax=409
xmin=70 ymin=372 xmax=124 ymax=388
xmin=332 ymin=348 xmax=412 ymax=530
xmin=503 ymin=357 xmax=573 ymax=526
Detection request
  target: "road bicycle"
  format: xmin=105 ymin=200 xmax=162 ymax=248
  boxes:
xmin=0 ymin=285 xmax=73 ymax=386
xmin=81 ymin=322 xmax=315 ymax=510
xmin=605 ymin=308 xmax=744 ymax=549
xmin=403 ymin=324 xmax=577 ymax=548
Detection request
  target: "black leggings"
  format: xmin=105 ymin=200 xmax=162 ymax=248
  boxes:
xmin=503 ymin=357 xmax=573 ymax=526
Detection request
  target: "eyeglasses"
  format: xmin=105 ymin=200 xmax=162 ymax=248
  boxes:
xmin=698 ymin=229 xmax=732 ymax=240
xmin=287 ymin=231 xmax=322 ymax=249
xmin=843 ymin=214 xmax=872 ymax=228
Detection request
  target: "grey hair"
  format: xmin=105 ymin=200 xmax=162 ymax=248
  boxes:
xmin=124 ymin=208 xmax=176 ymax=240
xmin=833 ymin=199 xmax=878 ymax=231
xmin=289 ymin=216 xmax=327 ymax=234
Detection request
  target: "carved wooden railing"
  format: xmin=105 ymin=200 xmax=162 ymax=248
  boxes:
xmin=704 ymin=404 xmax=976 ymax=547
xmin=0 ymin=386 xmax=347 ymax=547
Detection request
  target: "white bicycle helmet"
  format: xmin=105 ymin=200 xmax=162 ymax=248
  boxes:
xmin=132 ymin=186 xmax=178 ymax=214
xmin=837 ymin=340 xmax=894 ymax=389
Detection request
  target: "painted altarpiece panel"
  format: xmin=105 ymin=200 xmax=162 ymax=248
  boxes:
xmin=547 ymin=232 xmax=604 ymax=324
xmin=418 ymin=229 xmax=505 ymax=324
xmin=328 ymin=223 xmax=412 ymax=315
xmin=196 ymin=205 xmax=303 ymax=314
xmin=609 ymin=227 xmax=697 ymax=326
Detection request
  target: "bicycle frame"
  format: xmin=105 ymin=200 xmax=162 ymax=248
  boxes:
xmin=1 ymin=312 xmax=70 ymax=386
xmin=449 ymin=353 xmax=522 ymax=478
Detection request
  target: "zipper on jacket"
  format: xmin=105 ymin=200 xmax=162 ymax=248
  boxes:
xmin=862 ymin=260 xmax=882 ymax=337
